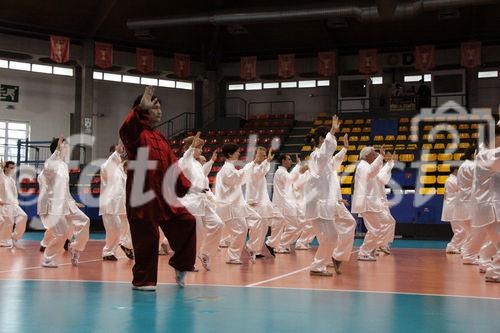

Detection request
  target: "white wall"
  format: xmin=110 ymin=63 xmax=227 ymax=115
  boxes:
xmin=0 ymin=68 xmax=74 ymax=141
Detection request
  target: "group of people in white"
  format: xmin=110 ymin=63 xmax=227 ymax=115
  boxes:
xmin=0 ymin=115 xmax=498 ymax=282
xmin=441 ymin=124 xmax=500 ymax=282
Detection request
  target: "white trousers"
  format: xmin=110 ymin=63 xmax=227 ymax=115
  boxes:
xmin=102 ymin=214 xmax=132 ymax=257
xmin=225 ymin=208 xmax=263 ymax=262
xmin=359 ymin=209 xmax=393 ymax=257
xmin=295 ymin=216 xmax=315 ymax=248
xmin=462 ymin=222 xmax=489 ymax=263
xmin=380 ymin=212 xmax=396 ymax=248
xmin=332 ymin=206 xmax=356 ymax=262
xmin=266 ymin=216 xmax=285 ymax=249
xmin=446 ymin=220 xmax=468 ymax=252
xmin=0 ymin=208 xmax=27 ymax=245
xmin=481 ymin=222 xmax=500 ymax=281
xmin=197 ymin=206 xmax=224 ymax=259
xmin=479 ymin=241 xmax=496 ymax=270
xmin=279 ymin=215 xmax=301 ymax=248
xmin=310 ymin=218 xmax=338 ymax=272
xmin=42 ymin=209 xmax=90 ymax=263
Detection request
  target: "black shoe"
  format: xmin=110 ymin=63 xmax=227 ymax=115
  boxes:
xmin=265 ymin=243 xmax=276 ymax=257
xmin=39 ymin=246 xmax=46 ymax=252
xmin=332 ymin=258 xmax=342 ymax=275
xmin=103 ymin=255 xmax=118 ymax=261
xmin=63 ymin=239 xmax=70 ymax=251
xmin=120 ymin=245 xmax=135 ymax=260
xmin=256 ymin=254 xmax=265 ymax=259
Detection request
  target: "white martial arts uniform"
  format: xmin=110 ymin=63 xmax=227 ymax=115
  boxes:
xmin=304 ymin=132 xmax=339 ymax=273
xmin=376 ymin=159 xmax=396 ymax=249
xmin=328 ymin=148 xmax=356 ymax=262
xmin=271 ymin=164 xmax=301 ymax=250
xmin=0 ymin=168 xmax=27 ymax=247
xmin=99 ymin=151 xmax=132 ymax=258
xmin=39 ymin=150 xmax=90 ymax=266
xmin=215 ymin=160 xmax=263 ymax=263
xmin=441 ymin=174 xmax=465 ymax=253
xmin=178 ymin=147 xmax=223 ymax=263
xmin=351 ymin=155 xmax=393 ymax=259
xmin=294 ymin=171 xmax=315 ymax=249
xmin=470 ymin=146 xmax=500 ymax=281
xmin=454 ymin=160 xmax=475 ymax=260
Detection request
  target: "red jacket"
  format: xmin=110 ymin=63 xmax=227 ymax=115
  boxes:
xmin=119 ymin=106 xmax=191 ymax=221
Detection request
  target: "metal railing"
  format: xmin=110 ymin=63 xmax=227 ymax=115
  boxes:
xmin=16 ymin=139 xmax=87 ymax=169
xmin=247 ymin=100 xmax=295 ymax=118
xmin=155 ymin=112 xmax=195 ymax=139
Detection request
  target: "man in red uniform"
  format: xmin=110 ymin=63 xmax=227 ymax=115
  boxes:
xmin=120 ymin=86 xmax=198 ymax=291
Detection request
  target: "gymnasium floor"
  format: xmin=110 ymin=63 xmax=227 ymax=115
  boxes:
xmin=1 ymin=233 xmax=499 ymax=333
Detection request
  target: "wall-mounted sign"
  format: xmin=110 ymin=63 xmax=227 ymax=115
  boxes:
xmin=0 ymin=84 xmax=19 ymax=103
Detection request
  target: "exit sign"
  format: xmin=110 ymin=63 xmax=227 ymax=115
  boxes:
xmin=1 ymin=84 xmax=19 ymax=103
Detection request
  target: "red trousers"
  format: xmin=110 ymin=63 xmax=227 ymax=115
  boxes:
xmin=128 ymin=211 xmax=196 ymax=286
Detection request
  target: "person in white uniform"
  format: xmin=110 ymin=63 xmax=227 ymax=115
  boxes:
xmin=441 ymin=167 xmax=464 ymax=254
xmin=245 ymin=146 xmax=278 ymax=256
xmin=351 ymin=145 xmax=393 ymax=261
xmin=327 ymin=135 xmax=356 ymax=273
xmin=39 ymin=136 xmax=90 ymax=267
xmin=99 ymin=142 xmax=134 ymax=261
xmin=0 ymin=161 xmax=27 ymax=247
xmin=375 ymin=152 xmax=396 ymax=254
xmin=178 ymin=133 xmax=224 ymax=270
xmin=294 ymin=169 xmax=314 ymax=250
xmin=271 ymin=154 xmax=307 ymax=253
xmin=214 ymin=143 xmax=264 ymax=264
xmin=304 ymin=116 xmax=341 ymax=276
xmin=470 ymin=126 xmax=500 ymax=282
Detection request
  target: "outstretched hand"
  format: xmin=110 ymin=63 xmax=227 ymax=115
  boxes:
xmin=330 ymin=115 xmax=340 ymax=134
xmin=210 ymin=151 xmax=217 ymax=162
xmin=267 ymin=148 xmax=275 ymax=162
xmin=56 ymin=135 xmax=64 ymax=152
xmin=343 ymin=133 xmax=349 ymax=148
xmin=139 ymin=86 xmax=158 ymax=110
xmin=191 ymin=131 xmax=204 ymax=148
xmin=379 ymin=144 xmax=386 ymax=157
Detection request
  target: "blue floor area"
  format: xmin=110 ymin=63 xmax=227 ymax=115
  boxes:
xmin=0 ymin=280 xmax=497 ymax=333
xmin=22 ymin=232 xmax=447 ymax=249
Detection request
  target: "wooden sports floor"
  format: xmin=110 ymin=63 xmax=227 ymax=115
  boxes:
xmin=0 ymin=234 xmax=499 ymax=333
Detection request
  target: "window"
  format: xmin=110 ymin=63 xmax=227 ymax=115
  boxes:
xmin=228 ymin=84 xmax=244 ymax=91
xmin=122 ymin=75 xmax=140 ymax=84
xmin=281 ymin=81 xmax=297 ymax=88
xmin=298 ymin=80 xmax=316 ymax=88
xmin=9 ymin=61 xmax=31 ymax=71
xmin=140 ymin=77 xmax=158 ymax=86
xmin=53 ymin=66 xmax=74 ymax=76
xmin=103 ymin=73 xmax=122 ymax=82
xmin=263 ymin=82 xmax=279 ymax=89
xmin=176 ymin=81 xmax=193 ymax=90
xmin=317 ymin=80 xmax=330 ymax=87
xmin=245 ymin=83 xmax=262 ymax=90
xmin=0 ymin=59 xmax=8 ymax=68
xmin=158 ymin=79 xmax=176 ymax=88
xmin=370 ymin=76 xmax=383 ymax=85
xmin=93 ymin=71 xmax=103 ymax=80
xmin=31 ymin=64 xmax=53 ymax=74
xmin=0 ymin=120 xmax=30 ymax=162
xmin=478 ymin=70 xmax=498 ymax=79
xmin=404 ymin=75 xmax=423 ymax=82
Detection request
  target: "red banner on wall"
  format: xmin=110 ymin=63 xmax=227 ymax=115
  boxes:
xmin=94 ymin=42 xmax=113 ymax=69
xmin=136 ymin=48 xmax=154 ymax=74
xmin=174 ymin=53 xmax=191 ymax=78
xmin=318 ymin=52 xmax=336 ymax=77
xmin=415 ymin=45 xmax=435 ymax=71
xmin=461 ymin=41 xmax=481 ymax=68
xmin=240 ymin=56 xmax=257 ymax=80
xmin=278 ymin=54 xmax=295 ymax=78
xmin=50 ymin=35 xmax=70 ymax=64
xmin=358 ymin=49 xmax=378 ymax=74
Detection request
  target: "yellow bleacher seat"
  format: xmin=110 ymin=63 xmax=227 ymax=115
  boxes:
xmin=357 ymin=144 xmax=367 ymax=151
xmin=421 ymin=153 xmax=437 ymax=161
xmin=348 ymin=155 xmax=359 ymax=163
xmin=459 ymin=143 xmax=470 ymax=149
xmin=336 ymin=145 xmax=342 ymax=151
xmin=374 ymin=135 xmax=384 ymax=141
xmin=438 ymin=153 xmax=453 ymax=161
xmin=446 ymin=143 xmax=458 ymax=150
xmin=365 ymin=119 xmax=372 ymax=124
xmin=351 ymin=127 xmax=362 ymax=133
xmin=423 ymin=134 xmax=430 ymax=141
xmin=422 ymin=144 xmax=432 ymax=150
xmin=305 ymin=155 xmax=311 ymax=160
xmin=437 ymin=175 xmax=448 ymax=184
xmin=434 ymin=143 xmax=445 ymax=150
xmin=458 ymin=124 xmax=470 ymax=130
xmin=349 ymin=136 xmax=359 ymax=142
xmin=424 ymin=125 xmax=433 ymax=131
xmin=384 ymin=144 xmax=394 ymax=150
xmin=419 ymin=188 xmax=436 ymax=195
xmin=395 ymin=145 xmax=405 ymax=151
xmin=438 ymin=164 xmax=451 ymax=173
xmin=408 ymin=135 xmax=418 ymax=141
xmin=313 ymin=120 xmax=323 ymax=126
xmin=471 ymin=124 xmax=479 ymax=129
xmin=420 ymin=176 xmax=437 ymax=185
xmin=399 ymin=154 xmax=415 ymax=162
xmin=385 ymin=135 xmax=395 ymax=141
xmin=341 ymin=187 xmax=352 ymax=195
xmin=407 ymin=143 xmax=418 ymax=150
xmin=341 ymin=128 xmax=351 ymax=133
xmin=336 ymin=165 xmax=345 ymax=173
xmin=344 ymin=119 xmax=354 ymax=125
xmin=342 ymin=155 xmax=348 ymax=162
xmin=362 ymin=127 xmax=371 ymax=133
xmin=341 ymin=176 xmax=353 ymax=185
xmin=410 ymin=125 xmax=419 ymax=132
xmin=344 ymin=164 xmax=356 ymax=173
xmin=454 ymin=153 xmax=463 ymax=160
xmin=324 ymin=119 xmax=332 ymax=125
xmin=301 ymin=146 xmax=312 ymax=152
xmin=436 ymin=188 xmax=445 ymax=195
xmin=471 ymin=132 xmax=479 ymax=139
xmin=360 ymin=136 xmax=370 ymax=142
xmin=348 ymin=145 xmax=356 ymax=151
xmin=446 ymin=133 xmax=456 ymax=140
xmin=400 ymin=118 xmax=410 ymax=123
xmin=355 ymin=119 xmax=364 ymax=125
xmin=396 ymin=135 xmax=407 ymax=141
xmin=459 ymin=133 xmax=470 ymax=139
xmin=421 ymin=164 xmax=437 ymax=173
xmin=435 ymin=134 xmax=445 ymax=140
xmin=398 ymin=126 xmax=408 ymax=132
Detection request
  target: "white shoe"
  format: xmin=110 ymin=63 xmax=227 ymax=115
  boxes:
xmin=42 ymin=259 xmax=58 ymax=268
xmin=358 ymin=254 xmax=376 ymax=261
xmin=159 ymin=243 xmax=170 ymax=256
xmin=275 ymin=247 xmax=291 ymax=254
xmin=295 ymin=244 xmax=310 ymax=250
xmin=247 ymin=249 xmax=256 ymax=263
xmin=0 ymin=240 xmax=13 ymax=247
xmin=69 ymin=247 xmax=81 ymax=266
xmin=462 ymin=258 xmax=479 ymax=265
xmin=175 ymin=270 xmax=187 ymax=288
xmin=226 ymin=259 xmax=243 ymax=265
xmin=132 ymin=285 xmax=156 ymax=291
xmin=309 ymin=270 xmax=333 ymax=276
xmin=198 ymin=254 xmax=210 ymax=271
xmin=485 ymin=276 xmax=500 ymax=283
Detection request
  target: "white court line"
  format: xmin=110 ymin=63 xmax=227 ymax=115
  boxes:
xmin=0 ymin=256 xmax=126 ymax=274
xmin=245 ymin=266 xmax=311 ymax=287
xmin=0 ymin=277 xmax=498 ymax=301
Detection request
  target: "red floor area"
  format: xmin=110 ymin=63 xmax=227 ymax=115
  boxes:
xmin=0 ymin=240 xmax=498 ymax=299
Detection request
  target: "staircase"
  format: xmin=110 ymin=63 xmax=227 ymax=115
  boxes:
xmin=279 ymin=121 xmax=312 ymax=158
